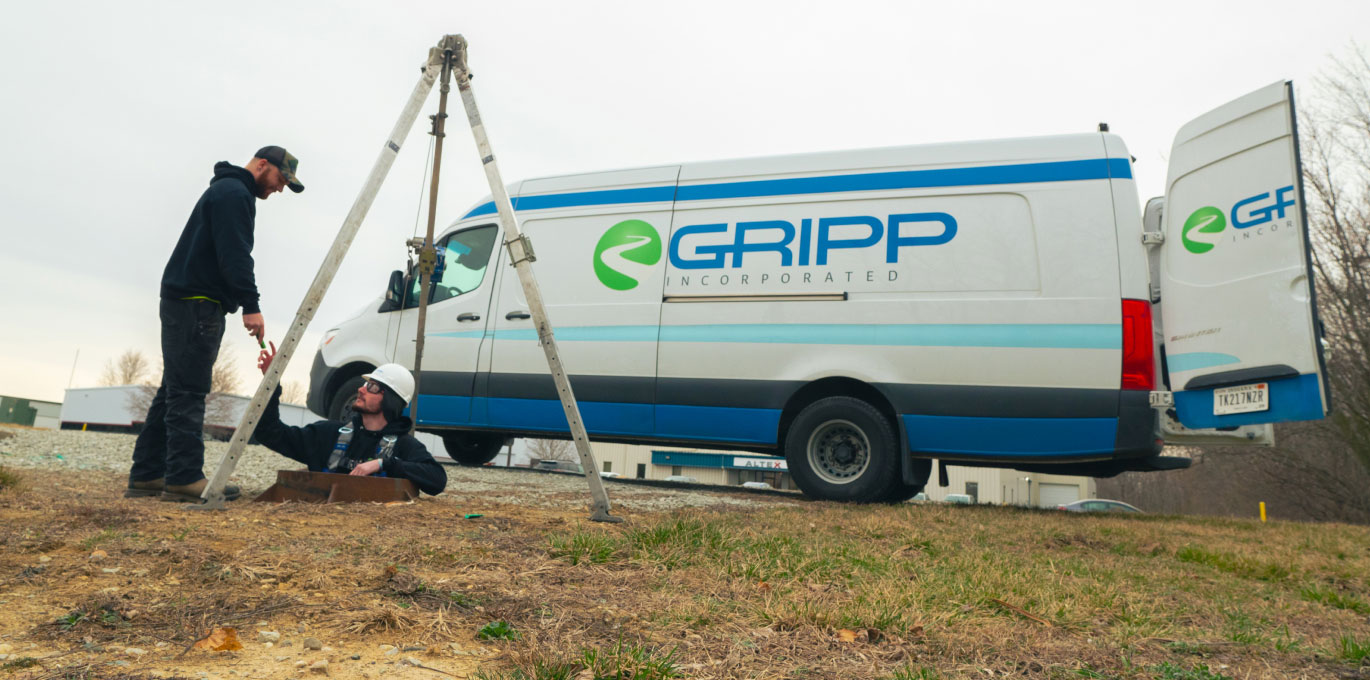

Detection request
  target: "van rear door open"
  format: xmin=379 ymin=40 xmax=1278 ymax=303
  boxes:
xmin=1159 ymin=81 xmax=1330 ymax=430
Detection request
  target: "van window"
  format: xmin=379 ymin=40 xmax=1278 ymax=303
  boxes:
xmin=404 ymin=225 xmax=498 ymax=308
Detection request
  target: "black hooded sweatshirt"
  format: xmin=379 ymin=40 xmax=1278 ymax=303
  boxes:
xmin=253 ymin=388 xmax=448 ymax=496
xmin=160 ymin=162 xmax=261 ymax=314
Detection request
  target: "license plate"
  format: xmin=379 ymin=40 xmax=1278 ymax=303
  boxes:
xmin=1213 ymin=383 xmax=1269 ymax=415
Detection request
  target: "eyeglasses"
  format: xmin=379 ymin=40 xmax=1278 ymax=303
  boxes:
xmin=362 ymin=380 xmax=384 ymax=394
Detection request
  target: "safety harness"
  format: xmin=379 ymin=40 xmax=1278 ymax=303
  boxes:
xmin=327 ymin=424 xmax=398 ymax=475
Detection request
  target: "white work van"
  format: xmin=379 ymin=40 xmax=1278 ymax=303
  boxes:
xmin=308 ymin=82 xmax=1328 ymax=502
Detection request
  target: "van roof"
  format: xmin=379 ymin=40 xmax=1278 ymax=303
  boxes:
xmin=456 ymin=132 xmax=1127 ymax=223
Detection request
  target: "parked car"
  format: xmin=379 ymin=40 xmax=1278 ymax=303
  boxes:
xmin=943 ymin=494 xmax=973 ymax=505
xmin=599 ymin=471 xmax=622 ymax=478
xmin=740 ymin=481 xmax=772 ymax=490
xmin=1058 ymin=499 xmax=1143 ymax=514
xmin=535 ymin=460 xmax=583 ymax=474
xmin=663 ymin=475 xmax=699 ymax=483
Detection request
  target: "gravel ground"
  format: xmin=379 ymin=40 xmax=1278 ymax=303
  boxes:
xmin=0 ymin=426 xmax=791 ymax=512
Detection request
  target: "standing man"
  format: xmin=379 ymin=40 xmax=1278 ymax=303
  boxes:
xmin=126 ymin=146 xmax=304 ymax=502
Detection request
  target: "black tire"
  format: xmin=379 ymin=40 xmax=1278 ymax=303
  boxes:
xmin=879 ymin=457 xmax=932 ymax=503
xmin=326 ymin=374 xmax=367 ymax=421
xmin=441 ymin=431 xmax=509 ymax=466
xmin=785 ymin=396 xmax=903 ymax=502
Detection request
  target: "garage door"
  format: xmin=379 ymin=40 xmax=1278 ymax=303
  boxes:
xmin=1038 ymin=483 xmax=1080 ymax=508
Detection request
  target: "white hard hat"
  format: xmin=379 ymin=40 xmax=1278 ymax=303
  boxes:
xmin=362 ymin=363 xmax=415 ymax=404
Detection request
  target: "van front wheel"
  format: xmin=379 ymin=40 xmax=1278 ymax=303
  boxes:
xmin=785 ymin=396 xmax=902 ymax=502
xmin=326 ymin=375 xmax=368 ymax=421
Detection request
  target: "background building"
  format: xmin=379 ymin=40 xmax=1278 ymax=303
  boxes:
xmin=1 ymin=395 xmax=61 ymax=429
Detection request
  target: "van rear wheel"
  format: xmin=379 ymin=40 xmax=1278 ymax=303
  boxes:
xmin=785 ymin=396 xmax=902 ymax=502
xmin=441 ymin=432 xmax=509 ymax=466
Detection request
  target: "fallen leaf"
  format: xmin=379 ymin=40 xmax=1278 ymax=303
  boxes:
xmin=192 ymin=627 xmax=243 ymax=652
xmin=756 ymin=581 xmax=771 ymax=591
xmin=837 ymin=628 xmax=864 ymax=643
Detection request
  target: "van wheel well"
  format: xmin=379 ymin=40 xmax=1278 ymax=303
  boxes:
xmin=777 ymin=378 xmax=900 ymax=452
xmin=327 ymin=362 xmax=374 ymax=405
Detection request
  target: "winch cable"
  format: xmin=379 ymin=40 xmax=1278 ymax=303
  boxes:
xmin=388 ymin=133 xmax=437 ymax=364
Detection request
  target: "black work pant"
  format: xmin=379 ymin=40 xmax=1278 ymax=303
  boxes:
xmin=129 ymin=299 xmax=226 ymax=486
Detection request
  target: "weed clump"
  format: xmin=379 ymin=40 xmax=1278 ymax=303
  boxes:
xmin=0 ymin=465 xmax=21 ymax=492
xmin=477 ymin=620 xmax=520 ymax=641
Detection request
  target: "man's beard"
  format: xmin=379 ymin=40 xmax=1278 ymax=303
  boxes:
xmin=254 ymin=173 xmax=273 ymax=198
xmin=351 ymin=397 xmax=382 ymax=415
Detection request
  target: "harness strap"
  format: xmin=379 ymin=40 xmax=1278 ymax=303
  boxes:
xmin=328 ymin=425 xmax=398 ymax=474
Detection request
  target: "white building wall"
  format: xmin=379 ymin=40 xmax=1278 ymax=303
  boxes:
xmin=32 ymin=401 xmax=61 ymax=429
xmin=924 ymin=460 xmax=1095 ymax=506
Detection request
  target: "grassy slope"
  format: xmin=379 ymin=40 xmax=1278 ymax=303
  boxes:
xmin=0 ymin=467 xmax=1367 ymax=679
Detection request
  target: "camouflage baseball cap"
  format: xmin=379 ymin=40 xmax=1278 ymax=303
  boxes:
xmin=254 ymin=145 xmax=304 ymax=193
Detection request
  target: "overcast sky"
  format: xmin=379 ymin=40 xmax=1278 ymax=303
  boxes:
xmin=2 ymin=0 xmax=1368 ymax=405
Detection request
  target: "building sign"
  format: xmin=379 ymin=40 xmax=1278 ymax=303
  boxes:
xmin=732 ymin=456 xmax=788 ymax=471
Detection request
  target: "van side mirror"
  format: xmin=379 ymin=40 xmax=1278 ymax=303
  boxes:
xmin=378 ymin=270 xmax=406 ymax=313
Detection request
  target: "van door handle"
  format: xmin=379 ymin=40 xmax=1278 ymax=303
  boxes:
xmin=457 ymin=313 xmax=481 ymax=322
xmin=505 ymin=311 xmax=531 ymax=320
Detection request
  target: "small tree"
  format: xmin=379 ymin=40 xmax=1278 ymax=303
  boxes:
xmin=281 ymin=381 xmax=308 ymax=406
xmin=124 ymin=346 xmax=248 ymax=429
xmin=99 ymin=349 xmax=153 ymax=387
xmin=526 ymin=438 xmax=575 ymax=463
xmin=204 ymin=349 xmax=244 ymax=426
xmin=1301 ymin=45 xmax=1370 ymax=472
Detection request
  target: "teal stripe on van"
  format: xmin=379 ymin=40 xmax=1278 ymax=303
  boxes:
xmin=434 ymin=323 xmax=1120 ymax=349
xmin=1167 ymin=352 xmax=1241 ymax=372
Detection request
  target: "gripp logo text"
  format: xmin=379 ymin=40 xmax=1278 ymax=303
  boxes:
xmin=1181 ymin=185 xmax=1296 ymax=255
xmin=593 ymin=213 xmax=959 ymax=290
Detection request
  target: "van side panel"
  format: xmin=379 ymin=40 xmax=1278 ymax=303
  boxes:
xmin=659 ymin=137 xmax=1125 ymax=459
xmin=418 ymin=138 xmax=1136 ymax=462
xmin=474 ymin=167 xmax=679 ymax=437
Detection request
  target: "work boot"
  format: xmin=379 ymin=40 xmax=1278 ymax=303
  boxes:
xmin=160 ymin=479 xmax=241 ymax=503
xmin=125 ymin=478 xmax=164 ymax=498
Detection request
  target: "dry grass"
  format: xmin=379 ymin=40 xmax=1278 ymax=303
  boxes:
xmin=0 ymin=465 xmax=20 ymax=492
xmin=0 ymin=468 xmax=1368 ymax=679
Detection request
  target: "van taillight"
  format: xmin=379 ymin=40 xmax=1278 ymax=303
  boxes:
xmin=1121 ymin=299 xmax=1155 ymax=391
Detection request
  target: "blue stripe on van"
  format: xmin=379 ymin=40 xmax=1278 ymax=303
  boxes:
xmin=903 ymin=414 xmax=1119 ymax=456
xmin=463 ymin=186 xmax=677 ymax=218
xmin=675 ymin=158 xmax=1131 ymax=202
xmin=655 ymin=404 xmax=782 ymax=443
xmin=461 ymin=158 xmax=1132 ymax=218
xmin=1174 ymin=372 xmax=1324 ymax=429
xmin=413 ymin=393 xmax=1121 ymax=457
xmin=433 ymin=323 xmax=1120 ymax=350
